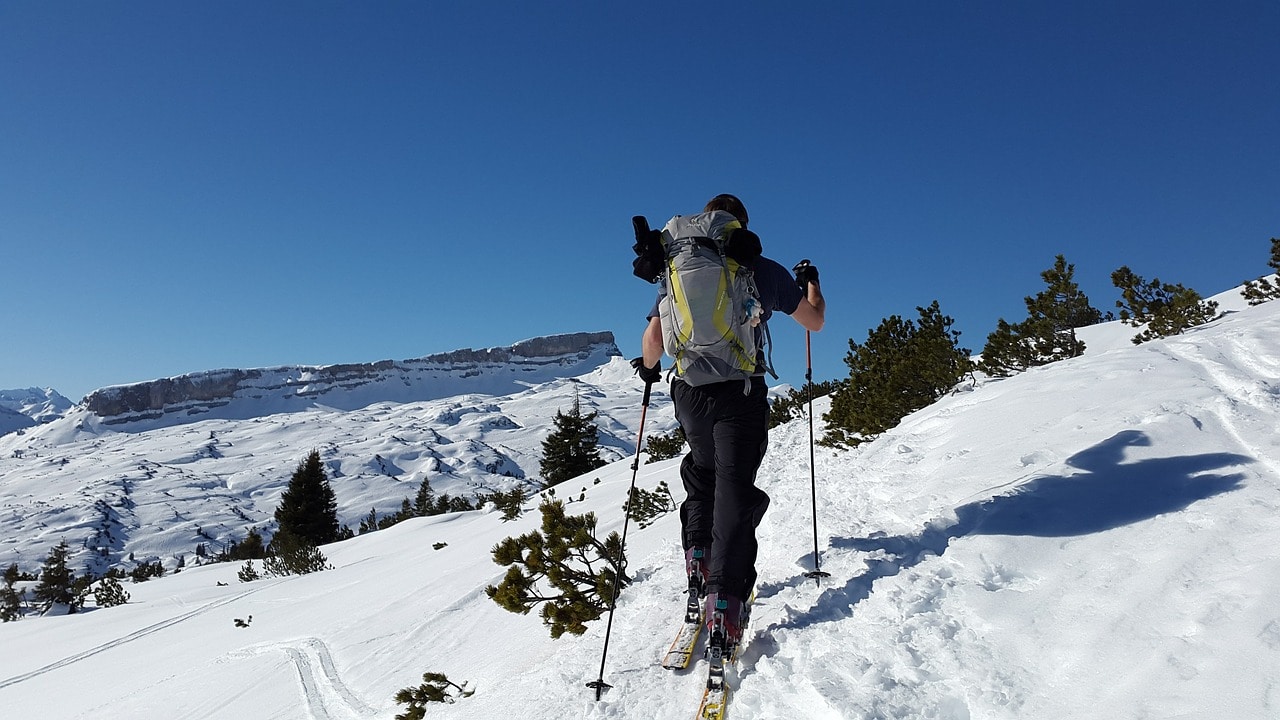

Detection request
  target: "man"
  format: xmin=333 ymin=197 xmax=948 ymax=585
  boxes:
xmin=633 ymin=193 xmax=825 ymax=655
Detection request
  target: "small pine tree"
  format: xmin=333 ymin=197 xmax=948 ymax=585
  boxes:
xmin=538 ymin=395 xmax=607 ymax=488
xmin=394 ymin=672 xmax=475 ymax=719
xmin=92 ymin=575 xmax=131 ymax=608
xmin=484 ymin=486 xmax=529 ymax=522
xmin=1111 ymin=266 xmax=1219 ymax=344
xmin=643 ymin=427 xmax=687 ymax=462
xmin=129 ymin=560 xmax=165 ymax=583
xmin=274 ymin=450 xmax=340 ymax=546
xmin=1241 ymin=238 xmax=1280 ymax=306
xmin=767 ymin=380 xmax=841 ymax=429
xmin=2 ymin=563 xmax=26 ymax=622
xmin=485 ymin=499 xmax=627 ymax=639
xmin=263 ymin=529 xmax=331 ymax=577
xmin=33 ymin=540 xmax=82 ymax=613
xmin=359 ymin=507 xmax=380 ymax=535
xmin=823 ymin=301 xmax=972 ymax=448
xmin=623 ymin=480 xmax=677 ymax=529
xmin=412 ymin=477 xmax=436 ymax=516
xmin=238 ymin=560 xmax=261 ymax=583
xmin=980 ymin=255 xmax=1106 ymax=377
xmin=223 ymin=528 xmax=267 ymax=561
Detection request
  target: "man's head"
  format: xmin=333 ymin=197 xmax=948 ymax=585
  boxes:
xmin=703 ymin=194 xmax=748 ymax=227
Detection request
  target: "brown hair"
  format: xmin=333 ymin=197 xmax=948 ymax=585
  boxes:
xmin=703 ymin=194 xmax=749 ymax=226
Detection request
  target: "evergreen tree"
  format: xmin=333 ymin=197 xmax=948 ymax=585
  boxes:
xmin=1111 ymin=266 xmax=1220 ymax=344
xmin=394 ymin=672 xmax=475 ymax=719
xmin=263 ymin=528 xmax=331 ymax=576
xmin=222 ymin=528 xmax=267 ymax=561
xmin=823 ymin=301 xmax=972 ymax=448
xmin=643 ymin=427 xmax=687 ymax=462
xmin=1241 ymin=238 xmax=1280 ymax=306
xmin=980 ymin=255 xmax=1105 ymax=376
xmin=33 ymin=540 xmax=82 ymax=613
xmin=485 ymin=499 xmax=627 ymax=639
xmin=2 ymin=563 xmax=26 ymax=622
xmin=768 ymin=380 xmax=841 ymax=429
xmin=412 ymin=477 xmax=436 ymax=516
xmin=484 ymin=486 xmax=529 ymax=522
xmin=92 ymin=575 xmax=131 ymax=608
xmin=274 ymin=450 xmax=340 ymax=546
xmin=538 ymin=395 xmax=607 ymax=488
xmin=623 ymin=480 xmax=677 ymax=529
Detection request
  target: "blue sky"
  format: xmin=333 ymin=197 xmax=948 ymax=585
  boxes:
xmin=2 ymin=2 xmax=1277 ymax=401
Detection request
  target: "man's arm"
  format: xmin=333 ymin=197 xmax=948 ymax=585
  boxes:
xmin=791 ymin=281 xmax=825 ymax=332
xmin=641 ymin=315 xmax=664 ymax=368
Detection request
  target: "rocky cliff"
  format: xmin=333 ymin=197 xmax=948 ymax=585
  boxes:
xmin=83 ymin=331 xmax=620 ymax=426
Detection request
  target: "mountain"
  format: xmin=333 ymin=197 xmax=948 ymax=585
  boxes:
xmin=0 ymin=331 xmax=670 ymax=576
xmin=0 ymin=387 xmax=73 ymax=436
xmin=2 ymin=288 xmax=1278 ymax=719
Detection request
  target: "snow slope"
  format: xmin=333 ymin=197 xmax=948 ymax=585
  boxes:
xmin=2 ymin=289 xmax=1279 ymax=719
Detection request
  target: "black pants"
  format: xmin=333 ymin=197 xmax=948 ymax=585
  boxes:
xmin=673 ymin=376 xmax=770 ymax=601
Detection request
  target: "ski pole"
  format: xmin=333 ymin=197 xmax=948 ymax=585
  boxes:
xmin=801 ymin=330 xmax=830 ymax=584
xmin=587 ymin=378 xmax=652 ymax=700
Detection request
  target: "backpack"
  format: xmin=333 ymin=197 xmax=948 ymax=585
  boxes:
xmin=635 ymin=210 xmax=770 ymax=387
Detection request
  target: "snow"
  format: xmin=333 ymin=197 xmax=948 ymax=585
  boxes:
xmin=2 ymin=287 xmax=1279 ymax=719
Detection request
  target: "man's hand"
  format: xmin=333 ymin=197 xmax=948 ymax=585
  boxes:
xmin=793 ymin=259 xmax=820 ymax=289
xmin=630 ymin=357 xmax=662 ymax=385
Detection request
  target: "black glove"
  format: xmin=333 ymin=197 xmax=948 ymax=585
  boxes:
xmin=630 ymin=357 xmax=662 ymax=385
xmin=793 ymin=259 xmax=819 ymax=289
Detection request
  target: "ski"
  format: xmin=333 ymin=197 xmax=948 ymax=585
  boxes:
xmin=692 ymin=590 xmax=754 ymax=719
xmin=695 ymin=668 xmax=729 ymax=719
xmin=666 ymin=552 xmax=708 ymax=670
xmin=662 ymin=617 xmax=703 ymax=669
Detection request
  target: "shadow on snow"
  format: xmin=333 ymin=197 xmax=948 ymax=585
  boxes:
xmin=760 ymin=430 xmax=1250 ymax=631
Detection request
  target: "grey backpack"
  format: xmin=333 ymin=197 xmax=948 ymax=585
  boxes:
xmin=655 ymin=211 xmax=768 ymax=387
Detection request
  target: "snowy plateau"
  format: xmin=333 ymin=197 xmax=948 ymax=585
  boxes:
xmin=2 ymin=287 xmax=1280 ymax=719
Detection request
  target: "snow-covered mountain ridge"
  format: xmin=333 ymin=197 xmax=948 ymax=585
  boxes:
xmin=0 ymin=388 xmax=73 ymax=436
xmin=81 ymin=331 xmax=619 ymax=425
xmin=0 ymin=331 xmax=672 ymax=576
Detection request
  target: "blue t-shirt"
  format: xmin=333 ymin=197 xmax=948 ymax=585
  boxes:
xmin=648 ymin=256 xmax=804 ymax=373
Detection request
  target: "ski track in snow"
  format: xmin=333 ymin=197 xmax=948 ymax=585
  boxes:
xmin=0 ymin=582 xmax=278 ymax=690
xmin=245 ymin=637 xmax=378 ymax=720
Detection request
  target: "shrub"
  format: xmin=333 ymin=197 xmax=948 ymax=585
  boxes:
xmin=485 ymin=499 xmax=627 ymax=638
xmin=1111 ymin=266 xmax=1219 ymax=343
xmin=823 ymin=301 xmax=972 ymax=447
xmin=394 ymin=672 xmax=474 ymax=719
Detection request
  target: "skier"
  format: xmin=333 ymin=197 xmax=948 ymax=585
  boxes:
xmin=632 ymin=193 xmax=825 ymax=653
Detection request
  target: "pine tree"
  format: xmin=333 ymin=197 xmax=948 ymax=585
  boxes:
xmin=394 ymin=672 xmax=475 ymax=719
xmin=1111 ymin=266 xmax=1220 ymax=344
xmin=623 ymin=480 xmax=677 ymax=529
xmin=412 ymin=477 xmax=436 ymax=516
xmin=643 ymin=427 xmax=687 ymax=462
xmin=263 ymin=528 xmax=331 ymax=576
xmin=980 ymin=255 xmax=1105 ymax=376
xmin=2 ymin=563 xmax=26 ymax=622
xmin=92 ymin=575 xmax=131 ymax=608
xmin=485 ymin=499 xmax=627 ymax=639
xmin=274 ymin=450 xmax=340 ymax=546
xmin=1241 ymin=238 xmax=1280 ymax=306
xmin=33 ymin=540 xmax=82 ymax=613
xmin=538 ymin=395 xmax=606 ymax=488
xmin=484 ymin=486 xmax=529 ymax=522
xmin=222 ymin=528 xmax=267 ymax=561
xmin=823 ymin=301 xmax=972 ymax=448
